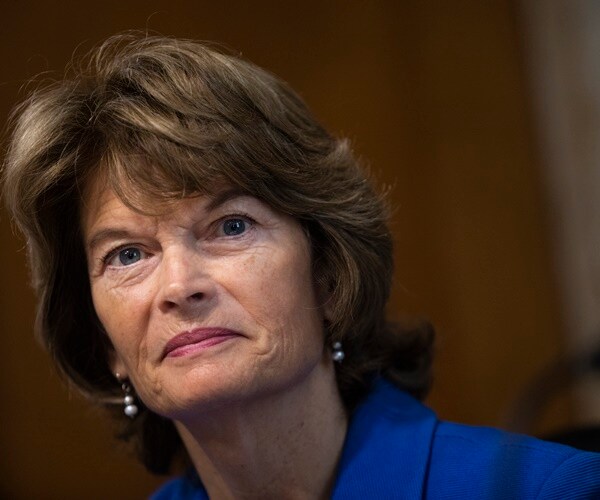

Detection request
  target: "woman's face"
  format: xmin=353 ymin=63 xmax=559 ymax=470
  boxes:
xmin=82 ymin=180 xmax=330 ymax=420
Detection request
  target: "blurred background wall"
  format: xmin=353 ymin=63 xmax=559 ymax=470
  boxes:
xmin=1 ymin=1 xmax=597 ymax=498
xmin=520 ymin=0 xmax=600 ymax=420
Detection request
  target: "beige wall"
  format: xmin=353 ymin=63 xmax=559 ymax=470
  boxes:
xmin=0 ymin=1 xmax=568 ymax=498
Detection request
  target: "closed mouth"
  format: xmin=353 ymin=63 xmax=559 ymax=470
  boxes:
xmin=162 ymin=327 xmax=242 ymax=359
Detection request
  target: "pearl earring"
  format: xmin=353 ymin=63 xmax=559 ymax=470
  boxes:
xmin=332 ymin=341 xmax=345 ymax=363
xmin=116 ymin=373 xmax=139 ymax=418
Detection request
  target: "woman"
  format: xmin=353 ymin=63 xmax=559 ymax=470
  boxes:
xmin=2 ymin=34 xmax=599 ymax=499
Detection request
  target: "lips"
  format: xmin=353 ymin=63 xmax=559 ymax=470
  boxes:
xmin=163 ymin=327 xmax=241 ymax=359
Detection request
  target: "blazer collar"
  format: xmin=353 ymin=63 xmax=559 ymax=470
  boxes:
xmin=331 ymin=378 xmax=438 ymax=499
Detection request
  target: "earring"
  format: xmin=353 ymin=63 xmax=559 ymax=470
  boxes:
xmin=332 ymin=341 xmax=345 ymax=363
xmin=116 ymin=373 xmax=139 ymax=418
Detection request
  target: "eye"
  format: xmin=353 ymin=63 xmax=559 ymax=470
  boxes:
xmin=106 ymin=246 xmax=146 ymax=267
xmin=221 ymin=218 xmax=248 ymax=236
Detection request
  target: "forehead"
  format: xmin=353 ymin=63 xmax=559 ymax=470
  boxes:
xmin=80 ymin=171 xmax=244 ymax=240
xmin=79 ymin=175 xmax=206 ymax=238
xmin=81 ymin=163 xmax=233 ymax=219
xmin=81 ymin=149 xmax=246 ymax=214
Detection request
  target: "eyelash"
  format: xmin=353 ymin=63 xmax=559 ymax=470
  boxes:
xmin=99 ymin=212 xmax=257 ymax=267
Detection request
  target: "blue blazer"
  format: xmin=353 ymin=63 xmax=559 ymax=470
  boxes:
xmin=152 ymin=378 xmax=600 ymax=499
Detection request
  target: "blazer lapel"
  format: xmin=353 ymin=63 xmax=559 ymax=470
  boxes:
xmin=331 ymin=378 xmax=437 ymax=499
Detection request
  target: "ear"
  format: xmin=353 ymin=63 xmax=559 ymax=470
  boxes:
xmin=316 ymin=277 xmax=334 ymax=323
xmin=109 ymin=348 xmax=128 ymax=379
xmin=322 ymin=296 xmax=333 ymax=323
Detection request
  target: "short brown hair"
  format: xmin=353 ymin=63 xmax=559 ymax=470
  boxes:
xmin=2 ymin=33 xmax=433 ymax=474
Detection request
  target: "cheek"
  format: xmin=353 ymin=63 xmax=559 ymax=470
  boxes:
xmin=239 ymin=245 xmax=324 ymax=349
xmin=90 ymin=281 xmax=149 ymax=355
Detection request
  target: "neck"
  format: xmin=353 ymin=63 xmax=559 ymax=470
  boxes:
xmin=174 ymin=360 xmax=347 ymax=500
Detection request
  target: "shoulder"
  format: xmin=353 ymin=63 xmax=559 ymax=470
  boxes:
xmin=333 ymin=378 xmax=600 ymax=499
xmin=429 ymin=420 xmax=600 ymax=498
xmin=149 ymin=470 xmax=207 ymax=500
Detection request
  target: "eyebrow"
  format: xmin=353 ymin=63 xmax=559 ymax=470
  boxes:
xmin=87 ymin=229 xmax=135 ymax=253
xmin=86 ymin=188 xmax=250 ymax=252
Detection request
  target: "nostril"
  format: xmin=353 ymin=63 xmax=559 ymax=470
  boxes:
xmin=162 ymin=300 xmax=178 ymax=311
xmin=189 ymin=292 xmax=203 ymax=301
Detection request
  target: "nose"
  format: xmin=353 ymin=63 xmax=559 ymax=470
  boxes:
xmin=156 ymin=245 xmax=215 ymax=315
